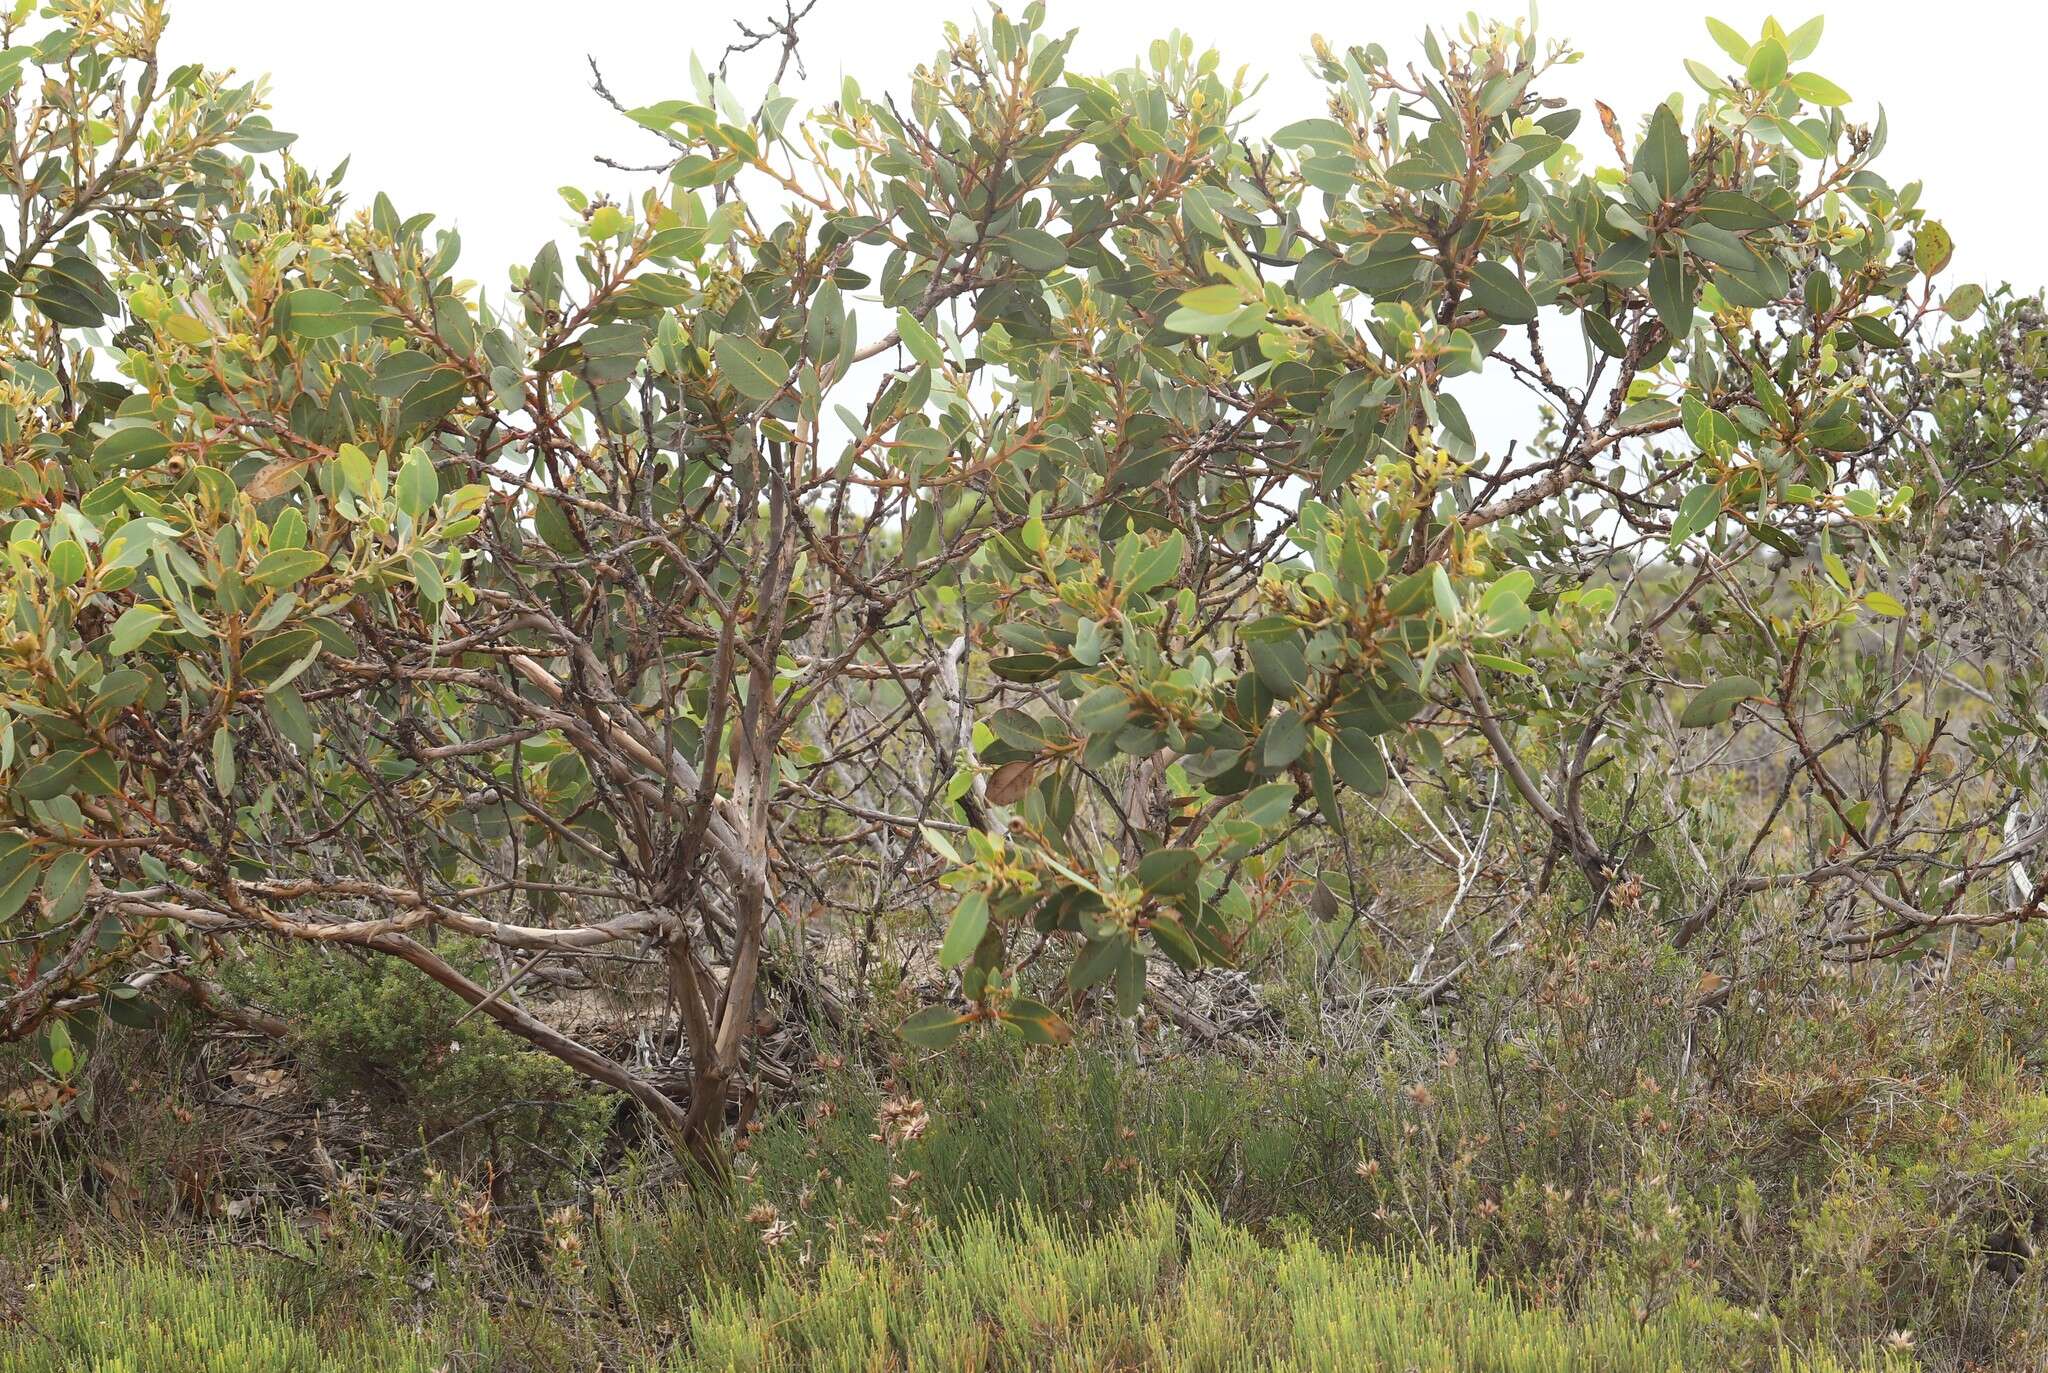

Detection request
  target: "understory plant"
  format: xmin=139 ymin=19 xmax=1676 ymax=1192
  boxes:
xmin=0 ymin=0 xmax=2038 ymax=1200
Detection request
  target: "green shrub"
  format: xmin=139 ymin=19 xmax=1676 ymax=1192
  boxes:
xmin=227 ymin=941 xmax=609 ymax=1189
xmin=630 ymin=936 xmax=2046 ymax=1368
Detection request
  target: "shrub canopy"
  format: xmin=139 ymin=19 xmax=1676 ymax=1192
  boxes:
xmin=0 ymin=2 xmax=2039 ymax=1155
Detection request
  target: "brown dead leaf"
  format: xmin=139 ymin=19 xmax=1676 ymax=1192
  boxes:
xmin=985 ymin=759 xmax=1040 ymax=806
xmin=1595 ymin=100 xmax=1628 ymax=167
xmin=1308 ymin=877 xmax=1341 ymax=922
xmin=243 ymin=457 xmax=309 ymax=502
xmin=1 ymin=1082 xmax=66 ymax=1116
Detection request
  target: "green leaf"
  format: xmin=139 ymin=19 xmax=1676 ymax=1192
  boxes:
xmin=899 ymin=1005 xmax=973 ymax=1048
xmin=372 ymin=349 xmax=441 ymax=400
xmin=1684 ymin=59 xmax=1729 ymax=94
xmin=1849 ymin=315 xmax=1905 ymax=350
xmin=396 ymin=447 xmax=440 ymax=519
xmin=271 ymin=508 xmax=308 ymax=551
xmin=1668 ymin=483 xmax=1724 ymax=548
xmin=405 ymin=553 xmax=442 ymax=606
xmin=1247 ymin=635 xmax=1307 ymax=696
xmin=334 ymin=443 xmax=374 ymax=495
xmin=1469 ymin=652 xmax=1534 ymax=676
xmin=1176 ymin=284 xmax=1242 ymax=315
xmin=107 ymin=606 xmax=164 ymax=651
xmin=1259 ymin=709 xmax=1309 ymax=770
xmin=393 ymin=367 xmax=466 ymax=433
xmin=1125 ymin=532 xmax=1185 ymax=596
xmin=1431 ymin=563 xmax=1460 ymax=622
xmin=1328 ymin=728 xmax=1387 ymax=796
xmin=1786 ymin=71 xmax=1851 ymax=106
xmin=1324 ymin=369 xmax=1378 ymax=425
xmin=1647 ymin=254 xmax=1695 ymax=336
xmin=212 ymin=723 xmax=236 ymax=796
xmin=1680 ymin=675 xmax=1765 ymax=727
xmin=0 ymin=845 xmax=37 ymax=919
xmin=1135 ymin=847 xmax=1202 ymax=898
xmin=1115 ymin=942 xmax=1146 ymax=1015
xmin=40 ymin=850 xmax=88 ymax=922
xmin=15 ymin=751 xmax=82 ymax=802
xmin=532 ymin=494 xmax=580 ymax=554
xmin=714 ymin=334 xmax=789 ymax=402
xmin=1240 ymin=781 xmax=1295 ymax=828
xmin=230 ymin=116 xmax=298 ymax=153
xmin=1638 ymin=104 xmax=1690 ymax=198
xmin=1307 ymin=744 xmax=1340 ymax=821
xmin=1680 ymin=223 xmax=1765 ymax=275
xmin=989 ymin=653 xmax=1065 ymax=683
xmin=1704 ymin=17 xmax=1752 ymax=64
xmin=106 ymin=990 xmax=160 ymax=1030
xmin=0 ymin=832 xmax=31 ymax=883
xmin=1683 ymin=394 xmax=1743 ymax=455
xmin=1744 ymin=37 xmax=1788 ymax=88
xmin=1270 ymin=118 xmax=1353 ymax=154
xmin=266 ymin=686 xmax=317 ymax=752
xmin=1770 ymin=115 xmax=1830 ymax=160
xmin=895 ymin=310 xmax=944 ymax=367
xmin=1696 ymin=191 xmax=1787 ymax=231
xmin=73 ymin=749 xmax=118 ymax=798
xmin=995 ymin=227 xmax=1067 ymax=272
xmin=29 ymin=252 xmax=115 ymax=326
xmin=1464 ymin=260 xmax=1537 ymax=325
xmin=921 ymin=825 xmax=962 ymax=865
xmin=1481 ymin=569 xmax=1534 ymax=631
xmin=1071 ymin=936 xmax=1127 ymax=992
xmin=277 ymin=288 xmax=358 ymax=340
xmin=1945 ymin=284 xmax=1985 ymax=322
xmin=47 ymin=1019 xmax=74 ymax=1078
xmin=998 ymin=996 xmax=1072 ymax=1046
xmin=1164 ymin=305 xmax=1239 ymax=336
xmin=1784 ymin=15 xmax=1824 ymax=60
xmin=1862 ymin=591 xmax=1906 ymax=617
xmin=1073 ymin=685 xmax=1133 ymax=735
xmin=94 ymin=425 xmax=172 ymax=471
xmin=48 ymin=539 xmax=85 ymax=586
xmin=91 ymin=670 xmax=149 ymax=719
xmin=250 ymin=548 xmax=329 ymax=589
xmin=239 ymin=629 xmax=321 ymax=684
xmin=1582 ymin=309 xmax=1628 ymax=358
xmin=939 ymin=890 xmax=990 ymax=969
xmin=1073 ymin=619 xmax=1105 ymax=668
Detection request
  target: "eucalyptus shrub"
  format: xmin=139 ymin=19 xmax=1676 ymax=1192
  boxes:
xmin=0 ymin=1 xmax=2036 ymax=1159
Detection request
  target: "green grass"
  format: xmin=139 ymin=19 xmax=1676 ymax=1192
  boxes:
xmin=679 ymin=1193 xmax=1904 ymax=1372
xmin=0 ymin=1249 xmax=438 ymax=1373
xmin=0 ymin=1197 xmax=1907 ymax=1373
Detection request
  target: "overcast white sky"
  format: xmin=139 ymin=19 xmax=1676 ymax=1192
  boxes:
xmin=166 ymin=0 xmax=2043 ymax=300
